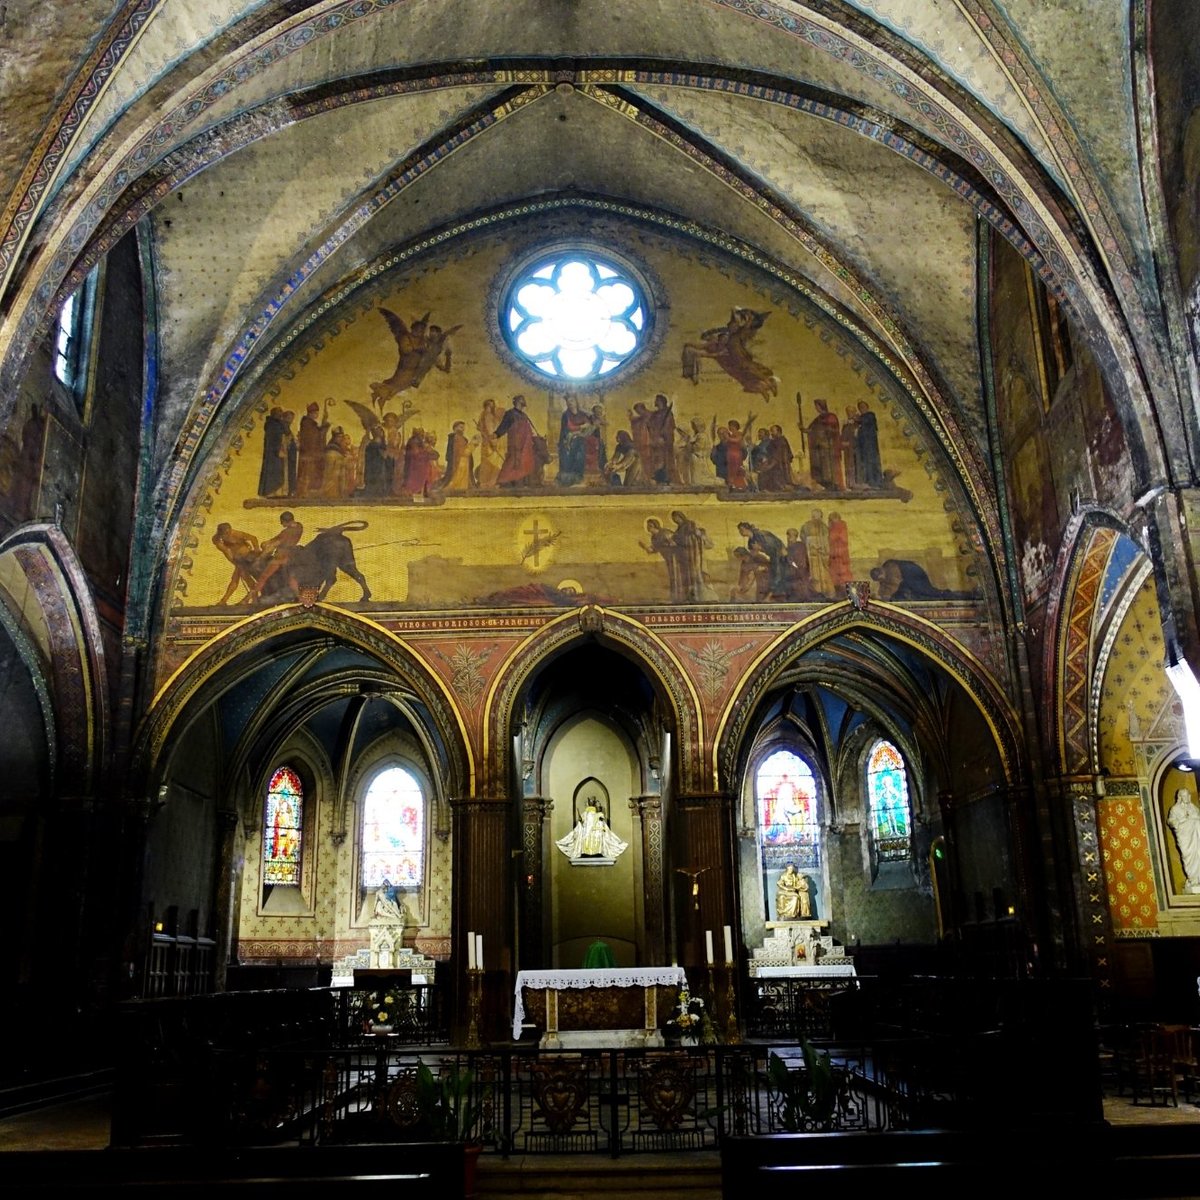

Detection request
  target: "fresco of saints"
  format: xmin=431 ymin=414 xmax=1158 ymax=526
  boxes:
xmin=807 ymin=398 xmax=844 ymax=491
xmin=439 ymin=420 xmax=475 ymax=492
xmin=803 ymin=509 xmax=833 ymax=598
xmin=475 ymin=398 xmax=502 ymax=489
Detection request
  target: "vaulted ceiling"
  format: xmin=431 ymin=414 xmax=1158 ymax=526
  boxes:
xmin=0 ymin=1 xmax=1188 ymax=544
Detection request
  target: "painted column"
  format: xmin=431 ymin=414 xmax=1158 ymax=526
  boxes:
xmin=632 ymin=793 xmax=664 ymax=964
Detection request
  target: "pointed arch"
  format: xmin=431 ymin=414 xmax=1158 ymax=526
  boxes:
xmin=0 ymin=523 xmax=110 ymax=795
xmin=482 ymin=607 xmax=704 ymax=795
xmin=131 ymin=602 xmax=472 ymax=799
xmin=715 ymin=601 xmax=1022 ymax=792
xmin=1045 ymin=510 xmax=1136 ymax=776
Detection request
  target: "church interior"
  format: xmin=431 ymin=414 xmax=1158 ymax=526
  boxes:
xmin=4 ymin=0 xmax=1200 ymax=1184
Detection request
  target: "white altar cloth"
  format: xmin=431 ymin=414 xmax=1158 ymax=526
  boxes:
xmin=754 ymin=964 xmax=857 ymax=978
xmin=512 ymin=966 xmax=687 ymax=1039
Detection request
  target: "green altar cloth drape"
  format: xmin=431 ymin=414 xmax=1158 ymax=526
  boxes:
xmin=582 ymin=940 xmax=616 ymax=968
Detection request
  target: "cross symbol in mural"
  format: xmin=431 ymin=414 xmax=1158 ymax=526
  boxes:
xmin=521 ymin=519 xmax=561 ymax=567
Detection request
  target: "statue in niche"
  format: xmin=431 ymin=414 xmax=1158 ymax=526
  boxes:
xmin=556 ymin=795 xmax=628 ymax=862
xmin=1168 ymin=788 xmax=1200 ymax=894
xmin=775 ymin=862 xmax=811 ymax=920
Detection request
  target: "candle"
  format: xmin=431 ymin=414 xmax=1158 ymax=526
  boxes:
xmin=705 ymin=929 xmax=714 ymax=964
xmin=476 ymin=933 xmax=484 ymax=970
xmin=724 ymin=924 xmax=734 ymax=963
xmin=467 ymin=930 xmax=476 ymax=970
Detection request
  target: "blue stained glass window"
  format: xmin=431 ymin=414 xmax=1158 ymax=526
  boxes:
xmin=263 ymin=766 xmax=303 ymax=886
xmin=756 ymin=749 xmax=820 ymax=871
xmin=361 ymin=766 xmax=425 ymax=890
xmin=503 ymin=251 xmax=648 ymax=382
xmin=867 ymin=740 xmax=911 ymax=861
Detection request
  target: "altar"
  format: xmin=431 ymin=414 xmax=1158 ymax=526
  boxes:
xmin=513 ymin=966 xmax=688 ymax=1048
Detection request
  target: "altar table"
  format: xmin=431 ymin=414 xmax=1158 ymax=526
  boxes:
xmin=512 ymin=966 xmax=688 ymax=1048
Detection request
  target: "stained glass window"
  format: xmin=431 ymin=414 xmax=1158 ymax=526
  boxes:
xmin=361 ymin=765 xmax=425 ymax=890
xmin=502 ymin=250 xmax=648 ymax=382
xmin=867 ymin=740 xmax=911 ymax=861
xmin=756 ymin=749 xmax=820 ymax=871
xmin=263 ymin=766 xmax=303 ymax=886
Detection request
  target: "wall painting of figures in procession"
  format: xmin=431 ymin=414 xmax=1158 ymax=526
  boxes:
xmin=171 ymin=229 xmax=983 ymax=614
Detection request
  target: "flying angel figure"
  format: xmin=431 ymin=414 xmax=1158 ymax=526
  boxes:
xmin=370 ymin=307 xmax=464 ymax=413
xmin=681 ymin=307 xmax=780 ymax=400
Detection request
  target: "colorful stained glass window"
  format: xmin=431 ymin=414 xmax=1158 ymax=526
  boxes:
xmin=263 ymin=766 xmax=303 ymax=886
xmin=867 ymin=740 xmax=911 ymax=861
xmin=756 ymin=749 xmax=820 ymax=871
xmin=361 ymin=766 xmax=425 ymax=890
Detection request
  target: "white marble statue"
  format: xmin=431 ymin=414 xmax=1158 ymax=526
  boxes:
xmin=1168 ymin=788 xmax=1200 ymax=893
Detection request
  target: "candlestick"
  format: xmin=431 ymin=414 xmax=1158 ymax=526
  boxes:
xmin=705 ymin=929 xmax=714 ymax=964
xmin=723 ymin=924 xmax=734 ymax=964
xmin=723 ymin=963 xmax=742 ymax=1044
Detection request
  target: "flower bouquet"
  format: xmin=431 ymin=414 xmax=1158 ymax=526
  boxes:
xmin=366 ymin=988 xmax=399 ymax=1033
xmin=667 ymin=987 xmax=705 ymax=1045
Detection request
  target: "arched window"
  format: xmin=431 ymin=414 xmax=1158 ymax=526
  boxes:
xmin=53 ymin=264 xmax=100 ymax=402
xmin=361 ymin=765 xmax=425 ymax=891
xmin=757 ymin=748 xmax=822 ymax=920
xmin=263 ymin=766 xmax=304 ymax=886
xmin=866 ymin=739 xmax=912 ymax=862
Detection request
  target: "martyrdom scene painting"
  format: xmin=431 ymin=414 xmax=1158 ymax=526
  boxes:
xmin=174 ymin=230 xmax=981 ymax=613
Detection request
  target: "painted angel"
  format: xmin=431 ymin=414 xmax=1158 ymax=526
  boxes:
xmin=681 ymin=307 xmax=780 ymax=399
xmin=370 ymin=307 xmax=463 ymax=412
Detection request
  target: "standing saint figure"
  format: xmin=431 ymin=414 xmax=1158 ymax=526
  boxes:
xmin=828 ymin=511 xmax=852 ymax=591
xmin=671 ymin=510 xmax=715 ymax=602
xmin=1169 ymin=788 xmax=1200 ymax=893
xmin=641 ymin=516 xmax=681 ymax=600
xmin=855 ymin=399 xmax=884 ymax=488
xmin=475 ymin=398 xmax=502 ymax=488
xmin=776 ymin=863 xmax=812 ymax=920
xmin=803 ymin=509 xmax=833 ymax=597
xmin=807 ymin=398 xmax=844 ymax=491
xmin=296 ymin=400 xmax=331 ymax=496
xmin=495 ymin=394 xmax=539 ymax=487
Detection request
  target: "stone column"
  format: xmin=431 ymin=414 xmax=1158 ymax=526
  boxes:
xmin=210 ymin=809 xmax=240 ymax=992
xmin=518 ymin=795 xmax=552 ymax=969
xmin=1051 ymin=774 xmax=1113 ymax=990
xmin=451 ymin=794 xmax=512 ymax=1043
xmin=672 ymin=791 xmax=736 ymax=968
xmin=631 ymin=793 xmax=664 ymax=964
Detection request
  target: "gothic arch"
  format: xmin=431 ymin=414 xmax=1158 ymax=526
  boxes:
xmin=131 ymin=602 xmax=472 ymax=800
xmin=482 ymin=607 xmax=704 ymax=795
xmin=715 ymin=601 xmax=1022 ymax=792
xmin=0 ymin=523 xmax=110 ymax=796
xmin=1045 ymin=510 xmax=1133 ymax=777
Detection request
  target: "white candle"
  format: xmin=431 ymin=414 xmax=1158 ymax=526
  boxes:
xmin=476 ymin=933 xmax=484 ymax=970
xmin=705 ymin=929 xmax=714 ymax=964
xmin=724 ymin=925 xmax=734 ymax=963
xmin=467 ymin=930 xmax=476 ymax=970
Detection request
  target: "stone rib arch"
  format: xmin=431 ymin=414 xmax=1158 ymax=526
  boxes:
xmin=482 ymin=607 xmax=704 ymax=796
xmin=131 ymin=602 xmax=472 ymax=801
xmin=1044 ymin=509 xmax=1133 ymax=778
xmin=714 ymin=601 xmax=1022 ymax=793
xmin=0 ymin=523 xmax=110 ymax=796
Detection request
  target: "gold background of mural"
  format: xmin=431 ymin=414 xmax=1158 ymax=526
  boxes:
xmin=177 ymin=234 xmax=980 ymax=612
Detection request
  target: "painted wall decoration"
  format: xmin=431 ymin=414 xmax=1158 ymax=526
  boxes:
xmin=172 ymin=230 xmax=982 ymax=614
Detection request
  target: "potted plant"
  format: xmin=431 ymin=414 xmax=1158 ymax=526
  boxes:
xmin=415 ymin=1060 xmax=483 ymax=1142
xmin=765 ymin=1041 xmax=849 ymax=1131
xmin=415 ymin=1060 xmax=485 ymax=1195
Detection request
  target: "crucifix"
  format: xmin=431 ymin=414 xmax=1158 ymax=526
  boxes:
xmin=674 ymin=865 xmax=713 ymax=911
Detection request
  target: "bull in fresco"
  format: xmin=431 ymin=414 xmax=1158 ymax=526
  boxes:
xmin=230 ymin=514 xmax=372 ymax=606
